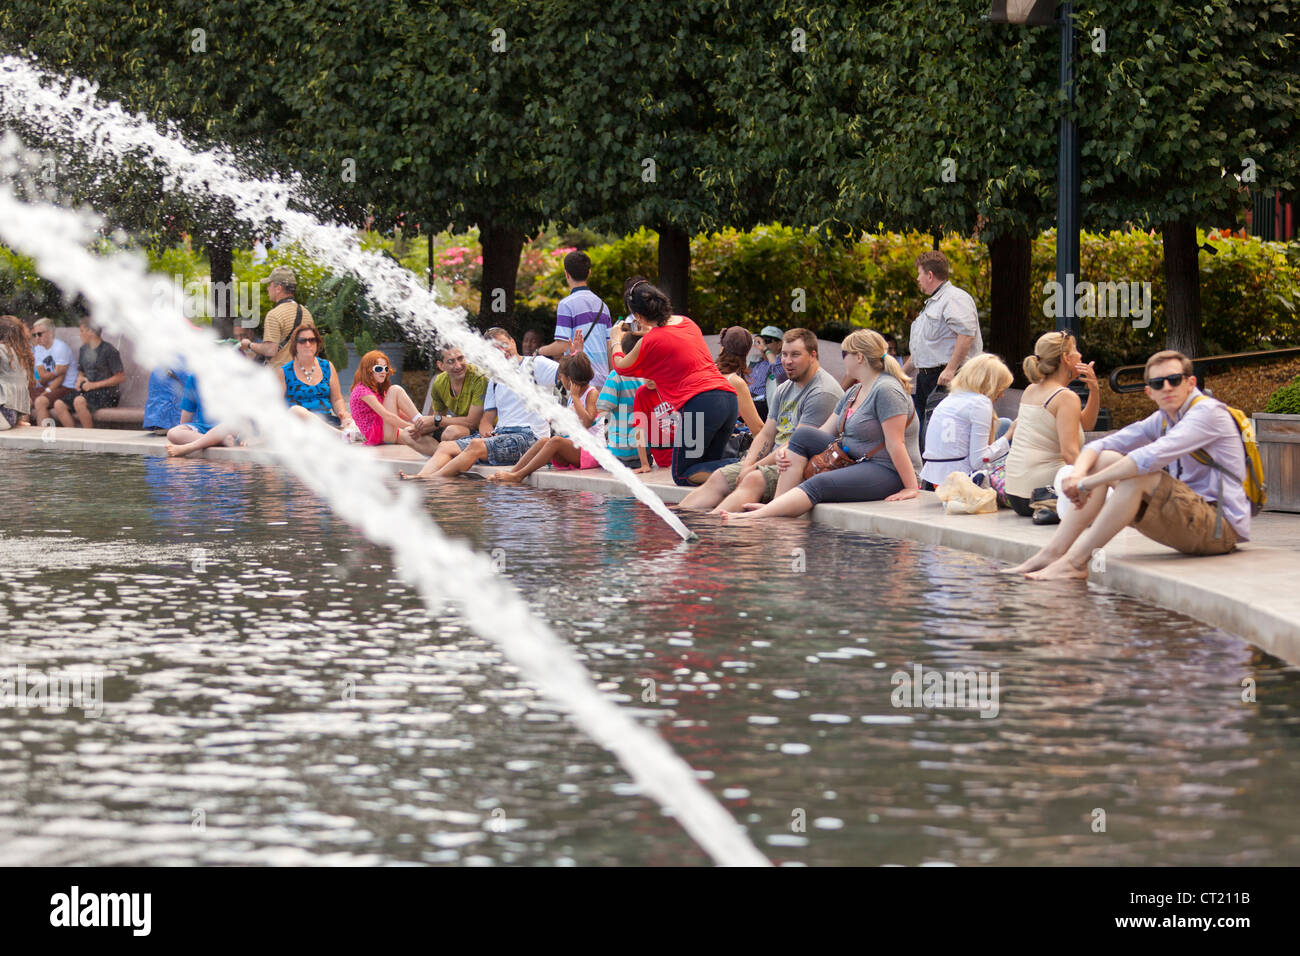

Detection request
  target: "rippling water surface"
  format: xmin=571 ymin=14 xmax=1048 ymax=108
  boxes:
xmin=1 ymin=448 xmax=1297 ymax=865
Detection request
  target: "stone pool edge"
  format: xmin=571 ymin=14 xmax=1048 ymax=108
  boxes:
xmin=5 ymin=427 xmax=1298 ymax=666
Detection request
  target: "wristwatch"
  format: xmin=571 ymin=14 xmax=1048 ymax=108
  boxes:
xmin=434 ymin=413 xmax=444 ymax=426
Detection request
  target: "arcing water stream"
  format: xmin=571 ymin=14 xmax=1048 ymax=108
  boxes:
xmin=0 ymin=54 xmax=694 ymax=543
xmin=0 ymin=135 xmax=766 ymax=865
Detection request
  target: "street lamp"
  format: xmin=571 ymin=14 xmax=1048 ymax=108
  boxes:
xmin=988 ymin=1 xmax=1081 ymax=339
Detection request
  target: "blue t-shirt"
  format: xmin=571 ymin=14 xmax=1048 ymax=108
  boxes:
xmin=555 ymin=286 xmax=612 ymax=389
xmin=180 ymin=372 xmax=216 ymax=434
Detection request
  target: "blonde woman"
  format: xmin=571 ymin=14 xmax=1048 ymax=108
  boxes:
xmin=722 ymin=330 xmax=920 ymax=521
xmin=1004 ymin=331 xmax=1100 ymax=518
xmin=919 ymin=354 xmax=1014 ymax=489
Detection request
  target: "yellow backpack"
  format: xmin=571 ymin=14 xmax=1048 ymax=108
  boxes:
xmin=1162 ymin=395 xmax=1267 ymax=515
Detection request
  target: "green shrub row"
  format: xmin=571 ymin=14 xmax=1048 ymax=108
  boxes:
xmin=518 ymin=227 xmax=1300 ymax=370
xmin=6 ymin=224 xmax=1299 ymax=374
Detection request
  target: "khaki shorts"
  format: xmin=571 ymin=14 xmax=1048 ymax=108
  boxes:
xmin=717 ymin=461 xmax=781 ymax=503
xmin=1131 ymin=471 xmax=1238 ymax=555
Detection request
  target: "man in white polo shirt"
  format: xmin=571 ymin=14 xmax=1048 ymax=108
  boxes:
xmin=901 ymin=249 xmax=982 ymax=453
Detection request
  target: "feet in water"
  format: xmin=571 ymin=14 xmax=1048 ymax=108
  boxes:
xmin=1025 ymin=555 xmax=1089 ymax=581
xmin=164 ymin=442 xmax=188 ymax=458
xmin=1000 ymin=552 xmax=1058 ymax=575
xmin=486 ymin=471 xmax=523 ymax=484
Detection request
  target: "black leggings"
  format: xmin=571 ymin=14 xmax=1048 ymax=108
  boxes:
xmin=787 ymin=425 xmax=904 ymax=505
xmin=673 ymin=388 xmax=739 ymax=485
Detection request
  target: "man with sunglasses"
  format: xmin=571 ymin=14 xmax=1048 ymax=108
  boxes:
xmin=28 ymin=317 xmax=78 ymax=422
xmin=1007 ymin=350 xmax=1250 ymax=580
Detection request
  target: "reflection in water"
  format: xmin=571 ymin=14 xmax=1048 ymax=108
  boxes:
xmin=1 ymin=448 xmax=1298 ymax=866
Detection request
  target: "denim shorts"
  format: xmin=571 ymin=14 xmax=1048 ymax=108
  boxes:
xmin=457 ymin=426 xmax=535 ymax=466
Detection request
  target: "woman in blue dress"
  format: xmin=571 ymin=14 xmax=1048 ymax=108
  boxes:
xmin=276 ymin=326 xmax=353 ymax=432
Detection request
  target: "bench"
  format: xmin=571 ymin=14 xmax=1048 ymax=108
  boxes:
xmin=51 ymin=327 xmax=149 ymax=429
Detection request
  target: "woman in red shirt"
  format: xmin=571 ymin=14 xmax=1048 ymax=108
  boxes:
xmin=611 ymin=277 xmax=738 ymax=485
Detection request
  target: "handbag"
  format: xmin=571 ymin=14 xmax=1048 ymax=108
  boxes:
xmin=803 ymin=384 xmax=914 ymax=480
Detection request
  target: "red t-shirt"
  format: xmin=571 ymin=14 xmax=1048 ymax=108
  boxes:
xmin=633 ymin=385 xmax=677 ymax=467
xmin=622 ymin=317 xmax=735 ymax=411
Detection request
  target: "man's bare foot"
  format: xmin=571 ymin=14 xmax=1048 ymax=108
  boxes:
xmin=1025 ymin=556 xmax=1089 ymax=581
xmin=720 ymin=509 xmax=759 ymax=523
xmin=487 ymin=471 xmax=521 ymax=483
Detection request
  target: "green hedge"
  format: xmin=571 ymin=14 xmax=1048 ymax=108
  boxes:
xmin=518 ymin=227 xmax=1300 ymax=370
xmin=8 ymin=223 xmax=1298 ymax=374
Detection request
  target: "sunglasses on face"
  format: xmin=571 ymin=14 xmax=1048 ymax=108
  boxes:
xmin=1146 ymin=373 xmax=1186 ymax=390
xmin=296 ymin=336 xmax=318 ymax=345
xmin=371 ymin=364 xmax=389 ymax=374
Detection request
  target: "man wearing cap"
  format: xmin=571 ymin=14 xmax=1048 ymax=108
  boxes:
xmin=900 ymin=250 xmax=982 ymax=453
xmin=241 ymin=266 xmax=316 ymax=367
xmin=747 ymin=325 xmax=787 ymax=420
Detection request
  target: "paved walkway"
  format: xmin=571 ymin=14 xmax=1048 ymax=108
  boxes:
xmin=4 ymin=426 xmax=1298 ymax=664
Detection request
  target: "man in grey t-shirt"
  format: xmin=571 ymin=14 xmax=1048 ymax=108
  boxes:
xmin=679 ymin=328 xmax=844 ymax=513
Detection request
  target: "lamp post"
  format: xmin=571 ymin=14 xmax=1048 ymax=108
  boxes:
xmin=988 ymin=0 xmax=1081 ymax=339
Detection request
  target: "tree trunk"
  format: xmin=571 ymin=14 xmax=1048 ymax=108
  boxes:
xmin=477 ymin=221 xmax=525 ymax=331
xmin=204 ymin=235 xmax=235 ymax=339
xmin=987 ymin=230 xmax=1033 ymax=387
xmin=656 ymin=224 xmax=691 ymax=317
xmin=1162 ymin=220 xmax=1202 ymax=357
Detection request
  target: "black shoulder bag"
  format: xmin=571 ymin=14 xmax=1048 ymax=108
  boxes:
xmin=269 ymin=302 xmax=304 ymax=364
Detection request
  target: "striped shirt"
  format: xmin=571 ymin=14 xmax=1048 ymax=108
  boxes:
xmin=596 ymin=370 xmax=645 ymax=459
xmin=555 ymin=286 xmax=612 ymax=389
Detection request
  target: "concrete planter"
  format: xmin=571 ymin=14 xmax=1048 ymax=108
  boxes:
xmin=1254 ymin=413 xmax=1300 ymax=513
xmin=340 ymin=342 xmax=407 ymax=397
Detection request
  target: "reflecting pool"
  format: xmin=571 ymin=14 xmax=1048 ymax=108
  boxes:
xmin=1 ymin=449 xmax=1297 ymax=865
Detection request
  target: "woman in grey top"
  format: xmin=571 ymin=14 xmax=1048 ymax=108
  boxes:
xmin=722 ymin=330 xmax=920 ymax=521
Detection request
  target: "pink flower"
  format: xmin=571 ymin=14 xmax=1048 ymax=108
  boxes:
xmin=474 ymin=256 xmax=483 ymax=265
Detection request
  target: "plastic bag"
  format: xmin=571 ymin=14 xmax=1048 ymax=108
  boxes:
xmin=934 ymin=471 xmax=997 ymax=515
